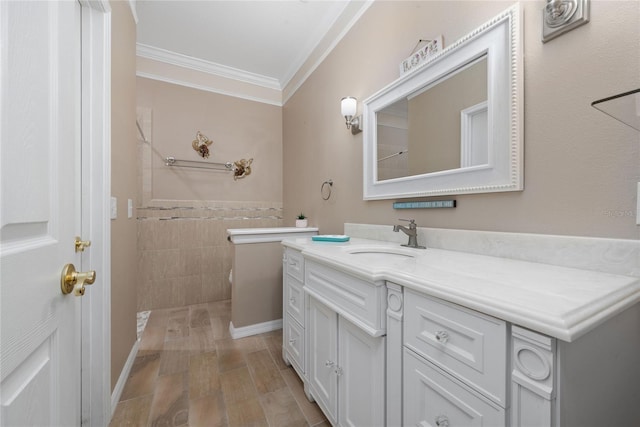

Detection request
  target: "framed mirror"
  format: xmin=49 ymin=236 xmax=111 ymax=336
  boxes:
xmin=362 ymin=5 xmax=522 ymax=200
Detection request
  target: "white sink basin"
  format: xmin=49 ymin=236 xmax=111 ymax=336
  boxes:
xmin=342 ymin=245 xmax=419 ymax=263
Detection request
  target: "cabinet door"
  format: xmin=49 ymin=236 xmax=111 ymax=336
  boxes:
xmin=308 ymin=296 xmax=338 ymax=422
xmin=338 ymin=317 xmax=386 ymax=427
xmin=404 ymin=348 xmax=505 ymax=427
xmin=284 ymin=247 xmax=305 ymax=281
xmin=285 ymin=274 xmax=305 ymax=325
xmin=283 ymin=313 xmax=305 ymax=375
xmin=404 ymin=289 xmax=507 ymax=406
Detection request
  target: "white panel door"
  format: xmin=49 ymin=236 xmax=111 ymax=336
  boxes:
xmin=0 ymin=1 xmax=83 ymax=425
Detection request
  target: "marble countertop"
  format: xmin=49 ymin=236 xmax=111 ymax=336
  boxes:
xmin=282 ymin=237 xmax=640 ymax=342
xmin=227 ymin=227 xmax=318 ymax=244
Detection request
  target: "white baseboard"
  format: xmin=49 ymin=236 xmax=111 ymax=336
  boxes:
xmin=110 ymin=338 xmax=140 ymax=415
xmin=229 ymin=319 xmax=282 ymax=339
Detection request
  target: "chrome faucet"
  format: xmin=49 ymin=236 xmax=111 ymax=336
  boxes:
xmin=393 ymin=219 xmax=426 ymax=249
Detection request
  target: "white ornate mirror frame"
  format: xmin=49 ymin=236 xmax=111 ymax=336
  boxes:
xmin=362 ymin=5 xmax=523 ymax=200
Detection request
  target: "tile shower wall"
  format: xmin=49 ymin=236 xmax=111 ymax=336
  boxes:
xmin=137 ymin=200 xmax=283 ymax=311
xmin=136 ymin=79 xmax=283 ymax=312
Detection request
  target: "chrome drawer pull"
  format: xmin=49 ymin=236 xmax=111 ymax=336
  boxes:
xmin=435 ymin=415 xmax=449 ymax=427
xmin=289 ymin=297 xmax=296 ymax=304
xmin=334 ymin=366 xmax=343 ymax=376
xmin=435 ymin=330 xmax=449 ymax=344
xmin=325 ymin=360 xmax=334 ymax=368
xmin=289 ymin=339 xmax=296 ymax=345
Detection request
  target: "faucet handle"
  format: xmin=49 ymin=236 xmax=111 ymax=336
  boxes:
xmin=398 ymin=218 xmax=417 ymax=227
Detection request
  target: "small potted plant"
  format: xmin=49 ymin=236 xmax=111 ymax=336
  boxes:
xmin=295 ymin=213 xmax=308 ymax=228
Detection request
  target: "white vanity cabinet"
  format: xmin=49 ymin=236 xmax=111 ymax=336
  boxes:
xmin=282 ymin=247 xmax=306 ymax=378
xmin=387 ymin=284 xmax=640 ymax=427
xmin=305 ymin=260 xmax=386 ymax=427
xmin=283 ymin=234 xmax=640 ymax=427
xmin=402 ymin=288 xmax=507 ymax=426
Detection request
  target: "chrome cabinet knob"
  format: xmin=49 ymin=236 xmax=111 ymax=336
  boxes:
xmin=435 ymin=330 xmax=449 ymax=344
xmin=435 ymin=415 xmax=450 ymax=427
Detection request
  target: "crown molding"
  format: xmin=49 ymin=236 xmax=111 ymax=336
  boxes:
xmin=136 ymin=43 xmax=282 ymax=91
xmin=136 ymin=71 xmax=282 ymax=107
xmin=279 ymin=0 xmax=350 ymax=92
xmin=283 ymin=0 xmax=374 ymax=103
xmin=136 ymin=0 xmax=373 ymax=105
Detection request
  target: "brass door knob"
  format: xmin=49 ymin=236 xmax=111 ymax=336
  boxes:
xmin=61 ymin=263 xmax=96 ymax=296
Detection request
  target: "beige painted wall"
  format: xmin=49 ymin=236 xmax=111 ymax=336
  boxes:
xmin=136 ymin=78 xmax=282 ymax=202
xmin=110 ymin=1 xmax=138 ymax=391
xmin=231 ymin=242 xmax=284 ymax=328
xmin=283 ymin=0 xmax=640 ymax=240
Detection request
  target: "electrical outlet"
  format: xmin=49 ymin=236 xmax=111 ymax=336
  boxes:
xmin=128 ymin=199 xmax=133 ymax=219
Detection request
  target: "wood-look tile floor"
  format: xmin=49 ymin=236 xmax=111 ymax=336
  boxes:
xmin=110 ymin=300 xmax=329 ymax=427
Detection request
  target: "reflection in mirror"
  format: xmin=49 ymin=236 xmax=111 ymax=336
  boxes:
xmin=377 ymin=57 xmax=487 ymax=181
xmin=362 ymin=5 xmax=522 ymax=200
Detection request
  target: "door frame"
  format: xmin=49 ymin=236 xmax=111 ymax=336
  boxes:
xmin=79 ymin=1 xmax=111 ymax=425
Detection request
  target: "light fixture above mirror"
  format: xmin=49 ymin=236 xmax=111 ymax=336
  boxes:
xmin=341 ymin=96 xmax=362 ymax=135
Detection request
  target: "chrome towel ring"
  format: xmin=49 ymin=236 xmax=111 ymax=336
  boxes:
xmin=321 ymin=179 xmax=333 ymax=200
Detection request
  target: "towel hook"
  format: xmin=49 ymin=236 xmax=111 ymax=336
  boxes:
xmin=321 ymin=179 xmax=333 ymax=200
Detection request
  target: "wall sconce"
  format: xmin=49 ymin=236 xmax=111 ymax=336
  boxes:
xmin=542 ymin=0 xmax=589 ymax=43
xmin=341 ymin=96 xmax=362 ymax=135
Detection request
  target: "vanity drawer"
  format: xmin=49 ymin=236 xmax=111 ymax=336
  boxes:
xmin=284 ymin=248 xmax=304 ymax=282
xmin=403 ymin=348 xmax=505 ymax=427
xmin=404 ymin=289 xmax=507 ymax=406
xmin=284 ymin=275 xmax=305 ymax=325
xmin=284 ymin=313 xmax=305 ymax=374
xmin=305 ymin=260 xmax=386 ymax=336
